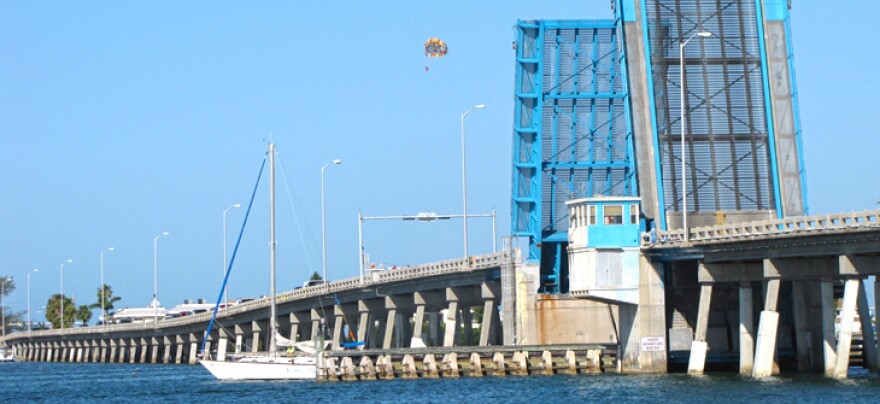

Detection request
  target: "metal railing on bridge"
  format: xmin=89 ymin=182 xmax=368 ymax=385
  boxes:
xmin=643 ymin=209 xmax=880 ymax=247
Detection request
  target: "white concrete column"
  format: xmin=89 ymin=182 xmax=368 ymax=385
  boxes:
xmin=217 ymin=335 xmax=228 ymax=361
xmin=109 ymin=340 xmax=118 ymax=363
xmin=443 ymin=301 xmax=460 ymax=347
xmin=235 ymin=334 xmax=243 ymax=354
xmin=752 ymin=277 xmax=781 ymax=378
xmin=129 ymin=338 xmax=137 ymax=364
xmin=739 ymin=281 xmax=755 ymax=375
xmin=411 ymin=304 xmax=426 ymax=348
xmin=687 ymin=283 xmax=713 ymax=375
xmin=150 ymin=338 xmax=159 ymax=364
xmin=856 ymin=279 xmax=878 ymax=371
xmin=382 ymin=308 xmax=397 ymax=350
xmin=833 ymin=278 xmax=859 ymax=379
xmin=139 ymin=338 xmax=149 ymax=363
xmin=791 ymin=281 xmax=811 ymax=372
xmin=175 ymin=339 xmax=184 ymax=364
xmin=356 ymin=310 xmax=372 ymax=350
xmin=251 ymin=324 xmax=262 ymax=353
xmin=332 ymin=306 xmax=344 ymax=351
xmin=189 ymin=340 xmax=199 ymax=365
xmin=820 ymin=279 xmax=836 ymax=376
xmin=479 ymin=300 xmax=495 ymax=346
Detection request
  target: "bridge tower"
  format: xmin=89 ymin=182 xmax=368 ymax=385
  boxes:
xmin=511 ymin=0 xmax=806 ymax=294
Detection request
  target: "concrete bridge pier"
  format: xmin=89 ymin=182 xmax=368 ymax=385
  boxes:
xmin=309 ymin=308 xmax=323 ymax=346
xmin=149 ymin=337 xmax=159 ymax=363
xmin=355 ymin=301 xmax=375 ymax=350
xmin=250 ymin=321 xmax=263 ymax=352
xmin=109 ymin=339 xmax=119 ymax=363
xmin=75 ymin=341 xmax=86 ymax=363
xmin=67 ymin=341 xmax=76 ymax=362
xmin=234 ymin=324 xmax=244 ymax=354
xmin=739 ymin=281 xmax=755 ymax=375
xmin=686 ymin=281 xmax=712 ymax=375
xmin=188 ymin=333 xmax=200 ymax=364
xmin=139 ymin=338 xmax=149 ymax=363
xmin=174 ymin=335 xmax=185 ymax=364
xmin=128 ymin=338 xmax=138 ymax=363
xmin=383 ymin=296 xmax=414 ymax=349
xmin=216 ymin=329 xmax=229 ymax=361
xmin=479 ymin=283 xmax=502 ymax=347
xmin=752 ymin=274 xmax=781 ymax=378
xmin=443 ymin=300 xmax=460 ymax=347
xmin=410 ymin=299 xmax=426 ymax=348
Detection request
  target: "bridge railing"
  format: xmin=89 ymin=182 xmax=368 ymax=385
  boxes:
xmin=8 ymin=252 xmax=511 ymax=340
xmin=643 ymin=209 xmax=880 ymax=247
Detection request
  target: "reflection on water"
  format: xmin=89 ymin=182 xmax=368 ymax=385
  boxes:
xmin=1 ymin=362 xmax=879 ymax=403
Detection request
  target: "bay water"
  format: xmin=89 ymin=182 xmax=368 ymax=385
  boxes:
xmin=2 ymin=362 xmax=879 ymax=403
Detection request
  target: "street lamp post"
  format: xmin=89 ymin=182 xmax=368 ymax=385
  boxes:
xmin=461 ymin=104 xmax=486 ymax=260
xmin=59 ymin=259 xmax=72 ymax=330
xmin=153 ymin=231 xmax=170 ymax=324
xmin=27 ymin=269 xmax=38 ymax=337
xmin=680 ymin=31 xmax=712 ymax=242
xmin=321 ymin=159 xmax=342 ymax=286
xmin=223 ymin=204 xmax=241 ymax=306
xmin=100 ymin=247 xmax=114 ymax=328
xmin=0 ymin=276 xmax=8 ymax=337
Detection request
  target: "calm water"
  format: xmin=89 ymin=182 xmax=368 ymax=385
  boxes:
xmin=2 ymin=362 xmax=880 ymax=403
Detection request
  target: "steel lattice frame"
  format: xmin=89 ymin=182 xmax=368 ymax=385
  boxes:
xmin=512 ymin=20 xmax=637 ymax=293
xmin=644 ymin=0 xmax=779 ymax=214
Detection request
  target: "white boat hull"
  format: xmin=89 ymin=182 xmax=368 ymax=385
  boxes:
xmin=200 ymin=357 xmax=316 ymax=381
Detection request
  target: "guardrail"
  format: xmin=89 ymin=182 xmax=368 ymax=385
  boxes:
xmin=6 ymin=251 xmax=511 ymax=341
xmin=643 ymin=209 xmax=880 ymax=247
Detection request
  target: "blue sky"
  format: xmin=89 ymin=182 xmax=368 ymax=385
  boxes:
xmin=1 ymin=2 xmax=877 ymax=321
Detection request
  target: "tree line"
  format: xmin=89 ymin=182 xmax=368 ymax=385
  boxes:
xmin=0 ymin=275 xmax=122 ymax=332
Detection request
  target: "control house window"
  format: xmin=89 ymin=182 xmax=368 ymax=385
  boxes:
xmin=603 ymin=205 xmax=623 ymax=225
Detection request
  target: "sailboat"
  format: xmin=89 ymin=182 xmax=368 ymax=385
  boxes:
xmin=200 ymin=143 xmax=319 ymax=381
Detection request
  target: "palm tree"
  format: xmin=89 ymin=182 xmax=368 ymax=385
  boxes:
xmin=45 ymin=294 xmax=76 ymax=329
xmin=75 ymin=305 xmax=92 ymax=326
xmin=89 ymin=284 xmax=122 ymax=320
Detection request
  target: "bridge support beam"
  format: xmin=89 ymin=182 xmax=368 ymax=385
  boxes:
xmin=856 ymin=279 xmax=878 ymax=371
xmin=139 ymin=338 xmax=148 ymax=363
xmin=175 ymin=335 xmax=185 ymax=364
xmin=739 ymin=281 xmax=755 ymax=375
xmin=820 ymin=279 xmax=837 ymax=376
xmin=791 ymin=281 xmax=810 ymax=372
xmin=687 ymin=282 xmax=712 ymax=375
xmin=332 ymin=305 xmax=345 ymax=351
xmin=251 ymin=321 xmax=263 ymax=353
xmin=149 ymin=337 xmax=159 ymax=363
xmin=411 ymin=304 xmax=426 ymax=348
xmin=129 ymin=338 xmax=138 ymax=363
xmin=188 ymin=333 xmax=199 ymax=365
xmin=833 ymin=278 xmax=859 ymax=379
xmin=752 ymin=275 xmax=781 ymax=378
xmin=876 ymin=278 xmax=880 ymax=371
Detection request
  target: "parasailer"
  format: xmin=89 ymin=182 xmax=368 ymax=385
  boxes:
xmin=424 ymin=37 xmax=448 ymax=72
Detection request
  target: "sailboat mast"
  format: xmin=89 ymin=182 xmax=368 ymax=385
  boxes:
xmin=269 ymin=142 xmax=277 ymax=353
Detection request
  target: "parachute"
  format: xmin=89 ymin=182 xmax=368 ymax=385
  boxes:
xmin=424 ymin=38 xmax=448 ymax=72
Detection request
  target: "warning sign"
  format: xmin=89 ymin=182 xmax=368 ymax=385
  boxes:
xmin=641 ymin=336 xmax=666 ymax=352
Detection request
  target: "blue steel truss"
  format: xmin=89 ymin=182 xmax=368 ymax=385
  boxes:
xmin=512 ymin=19 xmax=637 ymax=293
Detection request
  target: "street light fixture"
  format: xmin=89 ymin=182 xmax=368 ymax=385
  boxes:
xmin=357 ymin=210 xmax=496 ymax=284
xmin=27 ymin=268 xmax=38 ymax=337
xmin=223 ymin=203 xmax=241 ymax=306
xmin=321 ymin=159 xmax=342 ymax=287
xmin=680 ymin=31 xmax=712 ymax=242
xmin=153 ymin=231 xmax=170 ymax=324
xmin=461 ymin=104 xmax=486 ymax=260
xmin=59 ymin=259 xmax=72 ymax=331
xmin=100 ymin=247 xmax=114 ymax=329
